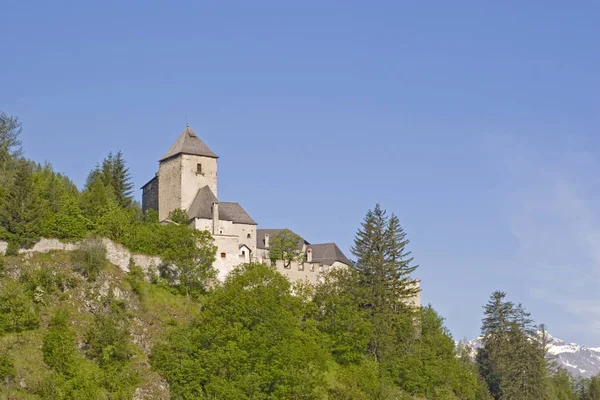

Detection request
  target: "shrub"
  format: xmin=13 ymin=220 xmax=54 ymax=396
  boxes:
xmin=0 ymin=280 xmax=39 ymax=334
xmin=42 ymin=309 xmax=77 ymax=375
xmin=0 ymin=348 xmax=15 ymax=384
xmin=85 ymin=298 xmax=132 ymax=367
xmin=126 ymin=264 xmax=145 ymax=299
xmin=5 ymin=240 xmax=20 ymax=256
xmin=71 ymin=237 xmax=106 ymax=281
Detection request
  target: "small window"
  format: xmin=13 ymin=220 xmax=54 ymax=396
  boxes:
xmin=242 ymin=250 xmax=245 ymax=256
xmin=221 ymin=252 xmax=226 ymax=259
xmin=247 ymin=233 xmax=251 ymax=239
xmin=197 ymin=163 xmax=202 ymax=174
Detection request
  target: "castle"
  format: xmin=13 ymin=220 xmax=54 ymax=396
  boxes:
xmin=141 ymin=126 xmax=353 ymax=284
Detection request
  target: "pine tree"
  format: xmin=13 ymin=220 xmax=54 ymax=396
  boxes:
xmin=111 ymin=151 xmax=134 ymax=208
xmin=0 ymin=112 xmax=22 ymax=173
xmin=0 ymin=160 xmax=44 ymax=249
xmin=478 ymin=292 xmax=547 ymax=400
xmin=351 ymin=204 xmax=420 ymax=363
xmin=351 ymin=204 xmax=419 ymax=315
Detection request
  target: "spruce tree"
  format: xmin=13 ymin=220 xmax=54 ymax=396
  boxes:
xmin=0 ymin=112 xmax=22 ymax=173
xmin=351 ymin=204 xmax=419 ymax=315
xmin=0 ymin=160 xmax=44 ymax=249
xmin=351 ymin=204 xmax=420 ymax=363
xmin=111 ymin=151 xmax=134 ymax=208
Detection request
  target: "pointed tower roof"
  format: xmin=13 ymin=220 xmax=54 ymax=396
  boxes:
xmin=159 ymin=126 xmax=218 ymax=162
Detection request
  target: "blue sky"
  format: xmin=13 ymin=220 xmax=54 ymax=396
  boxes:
xmin=2 ymin=1 xmax=600 ymax=345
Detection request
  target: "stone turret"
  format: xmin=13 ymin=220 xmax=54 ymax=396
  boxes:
xmin=156 ymin=126 xmax=218 ymax=221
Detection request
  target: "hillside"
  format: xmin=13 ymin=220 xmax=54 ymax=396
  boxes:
xmin=0 ymin=246 xmax=200 ymax=399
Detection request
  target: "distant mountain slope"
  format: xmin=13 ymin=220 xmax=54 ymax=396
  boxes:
xmin=462 ymin=334 xmax=600 ymax=378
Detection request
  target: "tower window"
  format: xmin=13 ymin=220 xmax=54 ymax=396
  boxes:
xmin=247 ymin=233 xmax=251 ymax=239
xmin=197 ymin=163 xmax=203 ymax=175
xmin=221 ymin=252 xmax=226 ymax=259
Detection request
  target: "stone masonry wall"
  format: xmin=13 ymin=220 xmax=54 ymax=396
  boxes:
xmin=158 ymin=157 xmax=182 ymax=221
xmin=0 ymin=238 xmax=162 ymax=275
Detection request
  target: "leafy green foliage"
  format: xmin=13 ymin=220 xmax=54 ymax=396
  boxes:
xmin=85 ymin=297 xmax=132 ymax=367
xmin=42 ymin=309 xmax=78 ymax=375
xmin=312 ymin=267 xmax=373 ymax=365
xmin=0 ymin=160 xmax=44 ymax=249
xmin=152 ymin=263 xmax=330 ymax=399
xmin=0 ymin=280 xmax=39 ymax=334
xmin=0 ymin=348 xmax=15 ymax=384
xmin=168 ymin=208 xmax=190 ymax=225
xmin=71 ymin=237 xmax=107 ymax=281
xmin=268 ymin=228 xmax=304 ymax=267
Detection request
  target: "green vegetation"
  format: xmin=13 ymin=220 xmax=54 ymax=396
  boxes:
xmin=2 ymin=110 xmax=600 ymax=399
xmin=268 ymin=228 xmax=305 ymax=267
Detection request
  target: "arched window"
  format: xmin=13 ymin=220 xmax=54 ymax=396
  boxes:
xmin=247 ymin=233 xmax=251 ymax=239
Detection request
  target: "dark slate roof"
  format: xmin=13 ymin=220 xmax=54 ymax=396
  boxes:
xmin=160 ymin=126 xmax=218 ymax=162
xmin=187 ymin=186 xmax=217 ymax=220
xmin=187 ymin=186 xmax=256 ymax=225
xmin=308 ymin=243 xmax=351 ymax=266
xmin=141 ymin=175 xmax=158 ymax=189
xmin=256 ymin=229 xmax=309 ymax=250
xmin=219 ymin=202 xmax=257 ymax=225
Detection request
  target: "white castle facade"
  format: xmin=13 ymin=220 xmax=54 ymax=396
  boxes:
xmin=141 ymin=126 xmax=353 ymax=285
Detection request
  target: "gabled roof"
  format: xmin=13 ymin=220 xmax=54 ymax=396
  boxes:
xmin=187 ymin=186 xmax=257 ymax=225
xmin=160 ymin=126 xmax=218 ymax=162
xmin=187 ymin=186 xmax=217 ymax=220
xmin=220 ymin=202 xmax=257 ymax=225
xmin=308 ymin=243 xmax=351 ymax=266
xmin=256 ymin=229 xmax=309 ymax=250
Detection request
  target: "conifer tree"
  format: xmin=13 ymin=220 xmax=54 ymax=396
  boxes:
xmin=351 ymin=204 xmax=420 ymax=364
xmin=477 ymin=291 xmax=547 ymax=400
xmin=351 ymin=204 xmax=419 ymax=315
xmin=0 ymin=160 xmax=44 ymax=249
xmin=0 ymin=112 xmax=22 ymax=173
xmin=111 ymin=151 xmax=134 ymax=208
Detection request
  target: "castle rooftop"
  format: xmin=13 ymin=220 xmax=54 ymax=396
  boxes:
xmin=160 ymin=126 xmax=218 ymax=162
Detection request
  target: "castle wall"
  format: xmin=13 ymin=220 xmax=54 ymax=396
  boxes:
xmin=158 ymin=157 xmax=182 ymax=221
xmin=274 ymin=260 xmax=326 ymax=285
xmin=212 ymin=235 xmax=244 ymax=281
xmin=193 ymin=218 xmax=256 ymax=254
xmin=142 ymin=176 xmax=159 ymax=214
xmin=180 ymin=154 xmax=218 ymax=210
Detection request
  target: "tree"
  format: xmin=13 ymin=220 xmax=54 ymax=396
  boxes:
xmin=111 ymin=151 xmax=134 ymax=208
xmin=0 ymin=160 xmax=44 ymax=249
xmin=168 ymin=208 xmax=190 ymax=225
xmin=351 ymin=204 xmax=419 ymax=316
xmin=268 ymin=229 xmax=305 ymax=268
xmin=0 ymin=280 xmax=39 ymax=334
xmin=0 ymin=112 xmax=22 ymax=172
xmin=394 ymin=306 xmax=481 ymax=399
xmin=312 ymin=267 xmax=373 ymax=365
xmin=477 ymin=291 xmax=546 ymax=400
xmin=151 ymin=263 xmax=329 ymax=399
xmin=350 ymin=204 xmax=420 ymax=363
xmin=43 ymin=310 xmax=78 ymax=375
xmin=159 ymin=227 xmax=217 ymax=297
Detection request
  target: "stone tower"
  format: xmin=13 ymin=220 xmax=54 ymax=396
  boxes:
xmin=156 ymin=126 xmax=219 ymax=221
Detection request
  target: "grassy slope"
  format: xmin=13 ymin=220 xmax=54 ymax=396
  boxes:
xmin=0 ymin=251 xmax=200 ymax=399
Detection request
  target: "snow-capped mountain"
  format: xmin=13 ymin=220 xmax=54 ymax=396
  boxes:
xmin=546 ymin=334 xmax=600 ymax=378
xmin=460 ymin=334 xmax=600 ymax=378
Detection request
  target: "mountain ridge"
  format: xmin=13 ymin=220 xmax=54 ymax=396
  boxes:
xmin=462 ymin=333 xmax=600 ymax=378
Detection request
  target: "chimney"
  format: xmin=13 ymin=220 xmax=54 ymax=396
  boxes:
xmin=307 ymin=248 xmax=312 ymax=262
xmin=264 ymin=234 xmax=270 ymax=248
xmin=212 ymin=202 xmax=219 ymax=234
